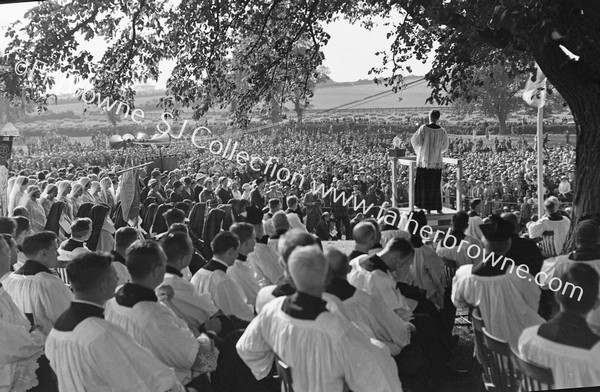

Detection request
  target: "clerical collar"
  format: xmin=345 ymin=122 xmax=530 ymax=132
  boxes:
xmin=282 ymin=291 xmax=328 ymax=320
xmin=53 ymin=301 xmax=105 ymax=332
xmin=538 ymin=311 xmax=600 ymax=349
xmin=237 ymin=253 xmax=248 ymax=262
xmin=272 ymin=278 xmax=296 ymax=297
xmin=72 ymin=299 xmax=105 ymax=310
xmin=326 ymin=278 xmax=356 ymax=301
xmin=202 ymin=258 xmax=228 ymax=273
xmin=14 ymin=260 xmax=52 ymax=276
xmin=165 ymin=265 xmax=183 ymax=278
xmin=115 ymin=283 xmax=158 ymax=308
xmin=348 ymin=250 xmax=366 ymax=261
xmin=361 ymin=254 xmax=390 ymax=273
xmin=569 ymin=248 xmax=600 ymax=262
xmin=110 ymin=250 xmax=127 ymax=266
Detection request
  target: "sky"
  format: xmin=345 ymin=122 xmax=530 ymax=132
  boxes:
xmin=0 ymin=2 xmax=433 ymax=87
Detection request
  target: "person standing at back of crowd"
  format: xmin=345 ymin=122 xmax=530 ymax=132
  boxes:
xmin=410 ymin=110 xmax=449 ymax=214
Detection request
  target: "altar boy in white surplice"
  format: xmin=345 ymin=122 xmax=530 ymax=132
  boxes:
xmin=45 ymin=252 xmax=185 ymax=392
xmin=105 ymin=240 xmax=218 ymax=387
xmin=158 ymin=231 xmax=219 ymax=335
xmin=2 ymin=231 xmax=73 ymax=335
xmin=519 ymin=263 xmax=600 ymax=390
xmin=452 ymin=217 xmax=544 ymax=350
xmin=237 ymin=245 xmax=403 ymax=392
xmin=0 ymin=236 xmax=46 ymax=392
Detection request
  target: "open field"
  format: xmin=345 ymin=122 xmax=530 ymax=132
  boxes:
xmin=11 ymin=77 xmax=572 ymax=135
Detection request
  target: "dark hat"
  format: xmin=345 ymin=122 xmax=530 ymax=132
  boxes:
xmin=245 ymin=205 xmax=264 ymax=225
xmin=480 ymin=219 xmax=513 ymax=241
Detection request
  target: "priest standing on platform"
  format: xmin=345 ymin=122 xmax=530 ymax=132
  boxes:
xmin=410 ymin=110 xmax=449 ymax=214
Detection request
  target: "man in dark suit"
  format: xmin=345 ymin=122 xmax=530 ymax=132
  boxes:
xmin=330 ymin=180 xmax=352 ymax=240
xmin=250 ymin=178 xmax=266 ymax=211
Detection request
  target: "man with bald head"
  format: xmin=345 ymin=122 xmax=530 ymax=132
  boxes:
xmin=254 ymin=229 xmax=319 ymax=313
xmin=237 ymin=246 xmax=403 ymax=392
xmin=349 ymin=221 xmax=378 ymax=261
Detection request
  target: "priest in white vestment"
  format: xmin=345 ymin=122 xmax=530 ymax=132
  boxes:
xmin=237 ymin=245 xmax=403 ymax=392
xmin=324 ymin=248 xmax=412 ymax=356
xmin=519 ymin=263 xmax=600 ymax=389
xmin=191 ymin=231 xmax=255 ymax=322
xmin=0 ymin=284 xmax=46 ymax=392
xmin=227 ymin=223 xmax=264 ymax=307
xmin=157 ymin=232 xmax=219 ymax=334
xmin=245 ymin=205 xmax=285 ymax=286
xmin=2 ymin=231 xmax=73 ymax=335
xmin=255 ymin=230 xmax=321 ymax=313
xmin=45 ymin=252 xmax=185 ymax=392
xmin=105 ymin=240 xmax=218 ymax=385
xmin=348 ymin=238 xmax=417 ymax=322
xmin=452 ymin=217 xmax=544 ymax=349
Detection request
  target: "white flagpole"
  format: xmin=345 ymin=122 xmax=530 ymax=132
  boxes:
xmin=537 ymin=106 xmax=544 ymax=216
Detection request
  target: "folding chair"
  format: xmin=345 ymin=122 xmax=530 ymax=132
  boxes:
xmin=482 ymin=327 xmax=519 ymax=392
xmin=472 ymin=308 xmax=495 ymax=390
xmin=275 ymin=358 xmax=294 ymax=392
xmin=510 ymin=349 xmax=554 ymax=391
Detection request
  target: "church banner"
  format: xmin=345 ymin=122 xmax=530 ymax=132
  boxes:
xmin=0 ymin=138 xmax=13 ymax=166
xmin=0 ymin=166 xmax=8 ymax=217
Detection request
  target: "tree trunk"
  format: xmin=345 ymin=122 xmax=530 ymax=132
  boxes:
xmin=535 ymin=44 xmax=600 ymax=251
xmin=498 ymin=112 xmax=509 ymax=135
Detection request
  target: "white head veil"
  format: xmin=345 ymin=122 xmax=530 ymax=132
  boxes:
xmin=8 ymin=176 xmax=29 ymax=216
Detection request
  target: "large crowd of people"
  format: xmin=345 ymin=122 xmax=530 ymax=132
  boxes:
xmin=2 ymin=113 xmax=595 ymax=392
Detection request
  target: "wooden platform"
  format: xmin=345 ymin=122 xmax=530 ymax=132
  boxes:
xmin=397 ymin=207 xmax=457 ymax=232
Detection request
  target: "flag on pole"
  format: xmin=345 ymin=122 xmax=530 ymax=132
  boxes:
xmin=522 ymin=64 xmax=547 ymax=108
xmin=119 ymin=168 xmax=140 ymax=223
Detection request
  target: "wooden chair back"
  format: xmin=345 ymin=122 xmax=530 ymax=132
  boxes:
xmin=537 ymin=231 xmax=557 ymax=258
xmin=472 ymin=308 xmax=495 ymax=390
xmin=510 ymin=349 xmax=554 ymax=391
xmin=482 ymin=327 xmax=518 ymax=392
xmin=275 ymin=358 xmax=294 ymax=392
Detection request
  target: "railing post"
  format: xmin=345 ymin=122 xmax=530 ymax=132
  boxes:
xmin=456 ymin=159 xmax=463 ymax=211
xmin=391 ymin=158 xmax=398 ymax=208
xmin=408 ymin=162 xmax=415 ymax=211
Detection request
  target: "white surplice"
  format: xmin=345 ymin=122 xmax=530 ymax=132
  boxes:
xmin=247 ymin=243 xmax=284 ymax=286
xmin=326 ymin=286 xmax=411 ymax=356
xmin=190 ymin=264 xmax=255 ymax=322
xmin=236 ymin=296 xmax=403 ymax=392
xmin=452 ymin=264 xmax=544 ymax=349
xmin=347 ymin=255 xmax=416 ymax=322
xmin=158 ymin=272 xmax=218 ymax=332
xmin=2 ymin=272 xmax=73 ymax=335
xmin=519 ymin=325 xmax=600 ymax=389
xmin=104 ymin=298 xmax=200 ymax=383
xmin=45 ymin=316 xmax=183 ymax=392
xmin=0 ymin=286 xmax=45 ymax=392
xmin=227 ymin=259 xmax=264 ymax=307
